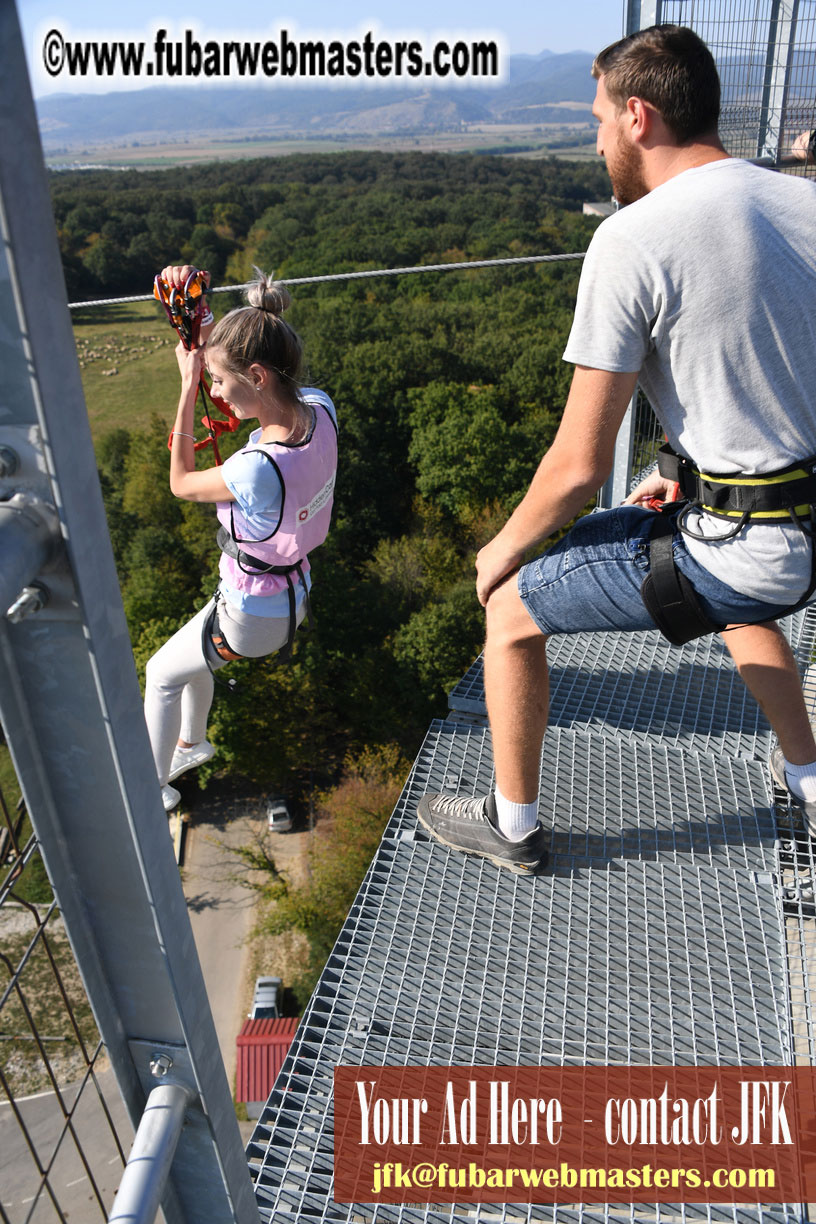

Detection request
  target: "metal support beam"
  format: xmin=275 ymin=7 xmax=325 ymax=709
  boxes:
xmin=0 ymin=6 xmax=260 ymax=1223
xmin=0 ymin=494 xmax=60 ymax=614
xmin=613 ymin=0 xmax=664 ymax=512
xmin=626 ymin=0 xmax=661 ymax=36
xmin=757 ymin=0 xmax=799 ymax=161
xmin=597 ymin=396 xmax=635 ymax=508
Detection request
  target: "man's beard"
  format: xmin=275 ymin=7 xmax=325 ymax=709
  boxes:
xmin=608 ymin=137 xmax=649 ymax=207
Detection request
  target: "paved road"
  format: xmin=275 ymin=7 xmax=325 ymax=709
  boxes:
xmin=179 ymin=788 xmax=308 ymax=1091
xmin=0 ymin=1066 xmax=132 ymax=1221
xmin=178 ymin=793 xmax=261 ymax=1090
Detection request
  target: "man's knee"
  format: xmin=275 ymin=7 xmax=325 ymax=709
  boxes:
xmin=485 ymin=574 xmax=546 ymax=648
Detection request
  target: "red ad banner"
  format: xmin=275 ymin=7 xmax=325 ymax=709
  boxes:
xmin=333 ymin=1066 xmax=816 ymax=1204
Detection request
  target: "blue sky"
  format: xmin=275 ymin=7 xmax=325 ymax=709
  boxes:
xmin=18 ymin=0 xmax=624 ymax=97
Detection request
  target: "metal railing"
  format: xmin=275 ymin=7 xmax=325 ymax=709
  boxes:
xmin=0 ymin=773 xmax=131 ymax=1222
xmin=654 ymin=0 xmax=816 ymax=164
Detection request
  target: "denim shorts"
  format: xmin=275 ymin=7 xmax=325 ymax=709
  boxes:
xmin=517 ymin=506 xmax=796 ymax=636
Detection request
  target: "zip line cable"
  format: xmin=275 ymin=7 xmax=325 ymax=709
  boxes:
xmin=67 ymin=250 xmax=586 ymax=310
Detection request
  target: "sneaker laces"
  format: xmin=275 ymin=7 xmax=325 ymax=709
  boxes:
xmin=431 ymin=794 xmax=487 ymax=820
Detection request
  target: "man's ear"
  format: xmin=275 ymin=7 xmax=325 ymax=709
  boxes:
xmin=625 ymin=95 xmax=653 ymax=143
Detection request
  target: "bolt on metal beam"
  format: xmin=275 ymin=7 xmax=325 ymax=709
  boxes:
xmin=0 ymin=494 xmax=60 ymax=616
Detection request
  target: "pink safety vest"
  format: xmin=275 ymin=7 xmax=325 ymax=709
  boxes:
xmin=216 ymin=394 xmax=338 ymax=601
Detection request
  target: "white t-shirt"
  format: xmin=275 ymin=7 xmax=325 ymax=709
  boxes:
xmin=564 ymin=158 xmax=816 ymax=602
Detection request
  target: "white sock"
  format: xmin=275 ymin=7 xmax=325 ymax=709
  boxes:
xmin=494 ymin=785 xmax=539 ymax=842
xmin=782 ymin=757 xmax=816 ymax=802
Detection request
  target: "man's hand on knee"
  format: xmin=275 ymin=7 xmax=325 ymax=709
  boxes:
xmin=476 ymin=536 xmax=525 ymax=606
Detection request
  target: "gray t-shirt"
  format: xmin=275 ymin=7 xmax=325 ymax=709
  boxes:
xmin=563 ymin=158 xmax=816 ymax=602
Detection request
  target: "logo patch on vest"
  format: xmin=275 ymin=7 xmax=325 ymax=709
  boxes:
xmin=297 ymin=473 xmax=335 ymax=523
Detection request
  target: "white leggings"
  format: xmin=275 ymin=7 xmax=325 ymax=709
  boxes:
xmin=144 ymin=594 xmax=299 ymax=785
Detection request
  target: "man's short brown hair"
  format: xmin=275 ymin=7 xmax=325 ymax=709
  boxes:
xmin=593 ymin=25 xmax=720 ymax=144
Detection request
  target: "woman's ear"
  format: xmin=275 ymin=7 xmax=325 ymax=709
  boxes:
xmin=247 ymin=362 xmax=272 ymax=391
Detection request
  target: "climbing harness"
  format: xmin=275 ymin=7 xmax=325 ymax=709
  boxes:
xmin=640 ymin=510 xmax=723 ymax=645
xmin=640 ymin=443 xmax=816 ymax=645
xmin=205 ymin=599 xmax=243 ymax=663
xmin=153 ymin=269 xmax=239 ymax=464
xmin=215 ymin=399 xmax=338 ymax=663
xmin=200 ymin=594 xmax=241 ymax=690
xmin=216 ymin=527 xmax=310 ymax=662
xmin=657 ymin=443 xmax=816 ymax=533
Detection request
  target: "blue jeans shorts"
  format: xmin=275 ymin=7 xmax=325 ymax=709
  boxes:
xmin=517 ymin=506 xmax=795 ymax=636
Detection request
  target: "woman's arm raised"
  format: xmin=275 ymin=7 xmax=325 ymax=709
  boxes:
xmin=168 ymin=341 xmax=235 ymax=503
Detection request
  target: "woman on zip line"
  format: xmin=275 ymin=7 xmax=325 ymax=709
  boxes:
xmin=144 ymin=264 xmax=338 ymax=812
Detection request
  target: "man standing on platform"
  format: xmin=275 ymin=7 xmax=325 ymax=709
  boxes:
xmin=417 ymin=25 xmax=816 ymax=873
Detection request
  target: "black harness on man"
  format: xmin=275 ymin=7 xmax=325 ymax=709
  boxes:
xmin=640 ymin=443 xmax=816 ymax=645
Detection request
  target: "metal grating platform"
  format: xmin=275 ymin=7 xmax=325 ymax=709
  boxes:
xmin=262 ymin=854 xmax=790 ymax=1067
xmin=249 ymin=861 xmax=793 ymax=1221
xmin=448 ymin=610 xmax=816 ymax=760
xmin=246 ymin=710 xmax=806 ymax=1223
xmin=246 ymin=581 xmax=816 ymax=1224
xmin=249 ymin=851 xmax=794 ymax=1223
xmin=245 ymin=602 xmax=816 ymax=1224
xmin=396 ymin=721 xmax=777 ymax=871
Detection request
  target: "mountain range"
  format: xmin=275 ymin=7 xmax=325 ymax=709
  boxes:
xmin=35 ymin=50 xmax=597 ymax=149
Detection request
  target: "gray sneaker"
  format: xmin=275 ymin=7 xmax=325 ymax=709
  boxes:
xmin=416 ymin=791 xmax=548 ymax=875
xmin=769 ymin=746 xmax=816 ymax=837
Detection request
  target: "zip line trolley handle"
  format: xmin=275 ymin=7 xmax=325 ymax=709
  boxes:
xmin=154 ymin=269 xmax=239 ymax=465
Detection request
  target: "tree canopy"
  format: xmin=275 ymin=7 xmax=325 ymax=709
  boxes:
xmin=59 ymin=148 xmax=608 ymax=812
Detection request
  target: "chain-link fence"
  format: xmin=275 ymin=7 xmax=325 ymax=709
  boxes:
xmin=655 ymin=0 xmax=816 ymax=161
xmin=0 ymin=752 xmax=132 ymax=1223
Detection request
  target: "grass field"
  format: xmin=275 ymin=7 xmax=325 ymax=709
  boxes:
xmin=71 ymin=300 xmax=182 ymax=435
xmin=47 ymin=120 xmax=596 ymax=170
xmin=0 ymin=745 xmax=21 ymax=813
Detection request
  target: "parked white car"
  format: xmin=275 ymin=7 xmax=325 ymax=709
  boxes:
xmin=266 ymin=797 xmax=293 ymax=832
xmin=249 ymin=975 xmax=281 ymax=1019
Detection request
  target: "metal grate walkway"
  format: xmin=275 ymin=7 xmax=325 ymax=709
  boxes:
xmin=448 ymin=611 xmax=816 ymax=760
xmin=245 ymin=609 xmax=816 ymax=1224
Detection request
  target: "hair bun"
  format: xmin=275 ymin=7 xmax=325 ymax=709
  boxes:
xmin=246 ymin=266 xmax=291 ymax=315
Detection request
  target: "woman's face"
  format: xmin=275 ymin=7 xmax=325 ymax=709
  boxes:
xmin=206 ymin=349 xmax=259 ymax=418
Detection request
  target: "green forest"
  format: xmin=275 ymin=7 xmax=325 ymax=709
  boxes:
xmin=55 ymin=151 xmax=610 ymax=990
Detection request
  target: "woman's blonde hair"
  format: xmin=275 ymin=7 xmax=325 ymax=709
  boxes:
xmin=208 ymin=267 xmax=311 ymax=439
